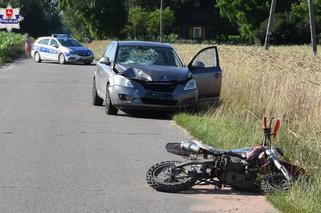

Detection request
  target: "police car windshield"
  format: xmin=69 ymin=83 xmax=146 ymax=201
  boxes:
xmin=58 ymin=39 xmax=83 ymax=47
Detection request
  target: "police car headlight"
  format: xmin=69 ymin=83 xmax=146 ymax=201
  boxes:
xmin=184 ymin=79 xmax=197 ymax=90
xmin=113 ymin=75 xmax=134 ymax=88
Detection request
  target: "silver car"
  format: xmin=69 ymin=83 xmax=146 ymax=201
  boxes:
xmin=92 ymin=41 xmax=222 ymax=115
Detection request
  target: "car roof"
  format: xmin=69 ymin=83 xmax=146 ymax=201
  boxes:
xmin=116 ymin=41 xmax=173 ymax=48
xmin=37 ymin=36 xmax=51 ymax=40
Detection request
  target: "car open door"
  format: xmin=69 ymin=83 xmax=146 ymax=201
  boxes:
xmin=188 ymin=46 xmax=222 ymax=100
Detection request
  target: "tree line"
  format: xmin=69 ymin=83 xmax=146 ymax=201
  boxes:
xmin=2 ymin=0 xmax=320 ymax=44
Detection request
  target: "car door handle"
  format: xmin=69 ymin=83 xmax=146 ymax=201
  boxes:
xmin=214 ymin=73 xmax=220 ymax=78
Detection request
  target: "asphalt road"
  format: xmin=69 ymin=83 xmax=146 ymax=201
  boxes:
xmin=0 ymin=59 xmax=276 ymax=213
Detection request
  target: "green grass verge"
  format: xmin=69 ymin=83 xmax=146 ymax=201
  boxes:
xmin=174 ymin=112 xmax=321 ymax=213
xmin=0 ymin=32 xmax=24 ymax=65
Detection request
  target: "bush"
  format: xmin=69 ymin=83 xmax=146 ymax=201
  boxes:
xmin=0 ymin=32 xmax=24 ymax=65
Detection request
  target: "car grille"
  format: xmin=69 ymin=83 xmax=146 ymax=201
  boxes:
xmin=141 ymin=98 xmax=177 ymax=106
xmin=141 ymin=82 xmax=177 ymax=93
xmin=78 ymin=51 xmax=91 ymax=56
xmin=141 ymin=92 xmax=177 ymax=106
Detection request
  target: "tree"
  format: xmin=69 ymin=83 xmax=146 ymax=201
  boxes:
xmin=216 ymin=0 xmax=296 ymax=40
xmin=255 ymin=1 xmax=321 ymax=45
xmin=124 ymin=7 xmax=148 ymax=39
xmin=59 ymin=0 xmax=127 ymax=39
xmin=146 ymin=7 xmax=175 ymax=38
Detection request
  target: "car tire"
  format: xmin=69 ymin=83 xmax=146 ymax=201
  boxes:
xmin=59 ymin=53 xmax=66 ymax=64
xmin=84 ymin=61 xmax=92 ymax=65
xmin=34 ymin=52 xmax=42 ymax=63
xmin=105 ymin=84 xmax=118 ymax=115
xmin=92 ymin=78 xmax=103 ymax=106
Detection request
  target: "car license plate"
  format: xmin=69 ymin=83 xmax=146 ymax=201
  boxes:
xmin=145 ymin=93 xmax=172 ymax=100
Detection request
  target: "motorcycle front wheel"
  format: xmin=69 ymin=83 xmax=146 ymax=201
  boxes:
xmin=146 ymin=161 xmax=196 ymax=193
xmin=261 ymin=173 xmax=290 ymax=194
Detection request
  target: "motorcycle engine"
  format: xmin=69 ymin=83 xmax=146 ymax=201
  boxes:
xmin=224 ymin=156 xmax=258 ymax=191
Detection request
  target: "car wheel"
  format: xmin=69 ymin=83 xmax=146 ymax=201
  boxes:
xmin=92 ymin=78 xmax=103 ymax=106
xmin=105 ymin=85 xmax=118 ymax=115
xmin=59 ymin=53 xmax=66 ymax=64
xmin=84 ymin=61 xmax=92 ymax=65
xmin=34 ymin=52 xmax=42 ymax=63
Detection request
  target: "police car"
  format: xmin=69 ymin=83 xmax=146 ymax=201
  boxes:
xmin=31 ymin=34 xmax=94 ymax=65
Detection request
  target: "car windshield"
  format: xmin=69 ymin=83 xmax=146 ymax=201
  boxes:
xmin=115 ymin=46 xmax=183 ymax=67
xmin=58 ymin=38 xmax=83 ymax=47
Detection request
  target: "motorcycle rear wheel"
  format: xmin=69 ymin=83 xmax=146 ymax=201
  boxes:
xmin=261 ymin=173 xmax=290 ymax=194
xmin=146 ymin=161 xmax=196 ymax=193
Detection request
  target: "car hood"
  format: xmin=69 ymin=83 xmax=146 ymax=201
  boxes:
xmin=68 ymin=46 xmax=91 ymax=51
xmin=116 ymin=64 xmax=191 ymax=82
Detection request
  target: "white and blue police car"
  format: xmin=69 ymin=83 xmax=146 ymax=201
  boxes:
xmin=31 ymin=34 xmax=94 ymax=65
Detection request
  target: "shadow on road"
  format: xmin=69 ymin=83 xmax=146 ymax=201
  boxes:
xmin=181 ymin=186 xmax=260 ymax=196
xmin=118 ymin=109 xmax=174 ymax=120
xmin=39 ymin=61 xmax=96 ymax=66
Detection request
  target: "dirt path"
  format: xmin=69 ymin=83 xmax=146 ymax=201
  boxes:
xmin=187 ymin=185 xmax=276 ymax=212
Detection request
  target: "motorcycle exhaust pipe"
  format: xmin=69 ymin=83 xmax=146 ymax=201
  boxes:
xmin=181 ymin=140 xmax=201 ymax=153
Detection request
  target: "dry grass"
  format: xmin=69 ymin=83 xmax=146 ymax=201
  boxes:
xmin=175 ymin=44 xmax=321 ymax=124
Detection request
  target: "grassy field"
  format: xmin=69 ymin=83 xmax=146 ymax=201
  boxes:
xmin=87 ymin=41 xmax=321 ymax=212
xmin=0 ymin=32 xmax=24 ymax=65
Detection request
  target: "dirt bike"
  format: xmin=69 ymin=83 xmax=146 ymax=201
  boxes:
xmin=146 ymin=116 xmax=305 ymax=193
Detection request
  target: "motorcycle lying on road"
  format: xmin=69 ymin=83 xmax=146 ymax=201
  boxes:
xmin=146 ymin=116 xmax=305 ymax=193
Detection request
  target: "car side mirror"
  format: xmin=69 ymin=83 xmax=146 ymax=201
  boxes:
xmin=98 ymin=57 xmax=111 ymax=66
xmin=190 ymin=60 xmax=205 ymax=69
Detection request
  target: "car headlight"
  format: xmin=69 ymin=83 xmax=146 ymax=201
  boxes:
xmin=69 ymin=50 xmax=77 ymax=55
xmin=137 ymin=70 xmax=152 ymax=81
xmin=184 ymin=79 xmax=197 ymax=90
xmin=113 ymin=75 xmax=134 ymax=88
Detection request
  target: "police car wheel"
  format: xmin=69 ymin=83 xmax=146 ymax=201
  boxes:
xmin=34 ymin=52 xmax=42 ymax=63
xmin=59 ymin=53 xmax=66 ymax=64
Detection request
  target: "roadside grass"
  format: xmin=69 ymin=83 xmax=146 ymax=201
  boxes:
xmin=0 ymin=32 xmax=24 ymax=65
xmin=89 ymin=40 xmax=321 ymax=212
xmin=175 ymin=112 xmax=321 ymax=213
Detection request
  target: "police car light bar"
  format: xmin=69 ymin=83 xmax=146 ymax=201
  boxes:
xmin=52 ymin=34 xmax=70 ymax=38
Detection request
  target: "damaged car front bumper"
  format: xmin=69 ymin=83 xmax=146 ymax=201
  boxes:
xmin=109 ymin=80 xmax=198 ymax=110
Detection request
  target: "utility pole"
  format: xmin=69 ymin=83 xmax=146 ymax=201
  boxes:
xmin=264 ymin=0 xmax=277 ymax=50
xmin=308 ymin=0 xmax=317 ymax=56
xmin=160 ymin=0 xmax=163 ymax=43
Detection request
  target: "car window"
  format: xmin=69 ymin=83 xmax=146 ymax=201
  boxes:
xmin=57 ymin=38 xmax=82 ymax=47
xmin=49 ymin=39 xmax=58 ymax=47
xmin=193 ymin=48 xmax=217 ymax=68
xmin=103 ymin=44 xmax=113 ymax=58
xmin=109 ymin=44 xmax=117 ymax=61
xmin=37 ymin=38 xmax=50 ymax=45
xmin=115 ymin=46 xmax=183 ymax=67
